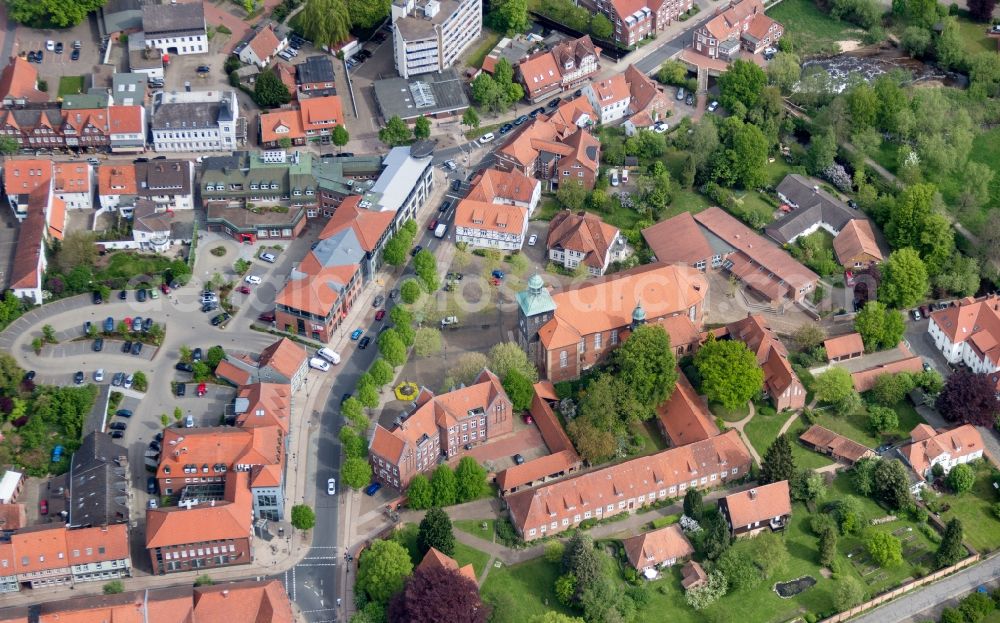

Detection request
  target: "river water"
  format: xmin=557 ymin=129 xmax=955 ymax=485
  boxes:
xmin=799 ymin=45 xmax=967 ymax=92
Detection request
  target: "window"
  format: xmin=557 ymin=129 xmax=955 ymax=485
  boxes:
xmin=559 ymin=350 xmax=568 ymax=368
xmin=610 ymin=329 xmax=618 ymax=345
xmin=529 ymin=528 xmax=537 ymax=536
xmin=594 ymin=333 xmax=602 ymax=349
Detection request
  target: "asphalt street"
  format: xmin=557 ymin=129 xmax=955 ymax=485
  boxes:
xmin=633 ymin=11 xmax=717 ymax=75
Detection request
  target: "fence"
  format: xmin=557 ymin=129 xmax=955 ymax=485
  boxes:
xmin=818 ymin=554 xmax=981 ymax=623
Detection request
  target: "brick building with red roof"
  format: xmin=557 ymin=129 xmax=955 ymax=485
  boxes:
xmin=711 ymin=314 xmax=805 ymax=411
xmin=718 ymin=479 xmax=791 ymax=537
xmin=928 ymin=294 xmax=1000 ymax=375
xmin=454 ymin=168 xmax=541 ymax=251
xmin=517 ymin=36 xmax=601 ymax=102
xmin=656 ymin=371 xmax=718 ymax=447
xmin=369 ymin=369 xmax=513 ymax=489
xmin=899 ymin=424 xmax=984 ymax=492
xmin=0 ymin=524 xmax=130 ymax=591
xmin=0 ymin=57 xmax=47 ymax=107
xmin=692 ymin=0 xmax=782 ymax=59
xmin=622 ymin=524 xmax=694 ymax=572
xmin=546 ymin=210 xmax=625 ymax=275
xmin=580 ymin=0 xmax=692 ymax=47
xmin=258 ymin=96 xmax=344 ymax=148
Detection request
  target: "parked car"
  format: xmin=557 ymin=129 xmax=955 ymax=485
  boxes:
xmin=389 ymin=288 xmax=400 ymax=300
xmin=258 ymin=311 xmax=276 ymax=322
xmin=93 ymin=338 xmax=104 ymax=352
xmin=450 ymin=179 xmax=461 ymax=192
xmin=365 ymin=482 xmax=382 ymax=496
xmin=147 ymin=477 xmax=157 ymax=494
xmin=124 ymin=374 xmax=134 ymax=389
xmin=499 ymin=123 xmax=514 ymax=135
xmin=653 ymin=122 xmax=669 ymax=134
xmin=136 ymin=289 xmax=147 ymax=302
xmin=440 ymin=316 xmax=458 ymax=327
xmin=318 ymin=348 xmax=341 ymax=364
xmin=176 ymin=362 xmax=194 ymax=373
xmin=428 ymin=219 xmax=438 ymax=230
xmin=160 ymin=283 xmax=171 ymax=294
xmin=109 ymin=421 xmax=127 ymax=431
xmin=184 ymin=415 xmax=195 ymax=427
xmin=912 ymin=309 xmax=922 ymax=321
xmin=528 ymin=234 xmax=538 ymax=246
xmin=375 ymin=309 xmax=386 ymax=321
xmin=143 ymin=317 xmax=153 ymax=332
xmin=73 ymin=371 xmax=84 ymax=384
xmin=111 ymin=430 xmax=124 ymax=439
xmin=547 ymin=97 xmax=561 ymax=108
xmin=708 ymin=100 xmax=719 ymax=112
xmin=446 ymin=272 xmax=464 ymax=281
xmin=39 ymin=499 xmax=48 ymax=515
xmin=530 ymin=106 xmax=545 ymax=117
xmin=176 ymin=383 xmax=186 ymax=397
xmin=119 ymin=290 xmax=127 ymax=300
xmin=513 ymin=115 xmax=529 ymax=126
xmin=245 ymin=275 xmax=262 ymax=285
xmin=211 ymin=313 xmax=231 ymax=326
xmin=24 ymin=370 xmax=35 ymax=382
xmin=685 ymin=93 xmax=695 ymax=106
xmin=372 ymin=295 xmax=385 ymax=308
xmin=197 ymin=383 xmax=207 ymax=396
xmin=359 ymin=336 xmax=371 ymax=350
xmin=236 ymin=285 xmax=251 ymax=294
xmin=309 ymin=357 xmax=331 ymax=371
xmin=196 ymin=65 xmax=210 ymax=73
xmin=201 ymin=302 xmax=218 ymax=313
xmin=131 ymin=342 xmax=142 ymax=355
xmin=104 ymin=316 xmax=114 ymax=332
xmin=439 ymin=200 xmax=451 ymax=212
xmin=54 ymin=42 xmax=63 ymax=54
xmin=132 ymin=317 xmax=143 ymax=332
xmin=93 ymin=291 xmax=103 ymax=304
xmin=94 ymin=369 xmax=105 ymax=382
xmin=261 ymin=252 xmax=277 ymax=263
xmin=112 ymin=372 xmax=124 ymax=386
xmin=116 ymin=409 xmax=133 ymax=418
xmin=192 ymin=348 xmax=203 ymax=361
xmin=676 ymin=87 xmax=685 ymax=101
xmin=478 ymin=132 xmax=495 ymax=144
xmin=491 ymin=270 xmax=505 ymax=279
xmin=122 ymin=340 xmax=132 ymax=353
xmin=411 ymin=245 xmax=422 ymax=256
xmin=328 ymin=478 xmax=337 ymax=495
xmin=351 ymin=328 xmax=364 ymax=340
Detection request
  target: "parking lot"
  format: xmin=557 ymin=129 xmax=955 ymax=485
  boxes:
xmin=16 ymin=18 xmax=105 ymax=96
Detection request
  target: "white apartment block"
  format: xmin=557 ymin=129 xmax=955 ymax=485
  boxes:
xmin=583 ymin=75 xmax=631 ymax=124
xmin=454 ymin=169 xmax=540 ymax=251
xmin=391 ymin=0 xmax=481 ymax=78
xmin=926 ymin=295 xmax=1000 ymax=374
xmin=150 ymin=91 xmax=239 ymax=153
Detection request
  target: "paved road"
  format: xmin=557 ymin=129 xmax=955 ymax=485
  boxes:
xmin=633 ymin=11 xmax=716 ymax=75
xmin=851 ymin=555 xmax=1000 ymax=623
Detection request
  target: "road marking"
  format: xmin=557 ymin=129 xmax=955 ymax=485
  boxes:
xmin=291 ymin=566 xmax=297 ymax=601
xmin=296 ymin=562 xmax=339 ymax=567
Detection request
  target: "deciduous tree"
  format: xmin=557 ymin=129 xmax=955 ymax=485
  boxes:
xmin=873 ymin=459 xmax=913 ymax=510
xmin=461 ymin=108 xmax=480 ymax=129
xmin=331 ymin=125 xmax=349 ymax=149
xmin=413 ymin=116 xmax=431 ymax=140
xmin=871 ymin=372 xmax=915 ymax=407
xmin=718 ymin=59 xmax=767 ymax=114
xmin=947 ymin=463 xmax=975 ymax=493
xmin=370 ymin=358 xmax=395 ymax=387
xmin=556 ymin=181 xmax=586 ymax=210
xmin=342 ymin=456 xmax=373 ymax=489
xmin=683 ymin=488 xmax=703 ymax=520
xmin=388 ymin=565 xmax=489 ymax=623
xmin=357 ymin=539 xmax=414 ymax=604
xmin=291 ymin=504 xmax=316 ymax=530
xmin=502 ymin=368 xmax=534 ymax=411
xmin=430 ymin=464 xmax=457 ymax=506
xmin=488 ymin=342 xmax=539 ymax=382
xmin=854 ymin=301 xmax=906 ymax=352
xmin=613 ymin=324 xmax=677 ymax=407
xmin=455 ymin=456 xmax=487 ymax=501
xmin=254 ymin=69 xmax=291 ymax=107
xmin=489 ymin=0 xmax=529 ymax=35
xmin=694 ymin=337 xmax=763 ymax=409
xmin=867 ymin=405 xmax=900 ymax=433
xmin=379 ymin=116 xmax=412 ymax=147
xmin=936 ymin=370 xmax=999 ymax=426
xmin=865 ymin=530 xmax=903 ymax=567
xmin=834 ymin=576 xmax=866 ymax=611
xmin=406 ymin=474 xmax=433 ymax=509
xmin=561 ymin=533 xmax=602 ymax=603
xmin=445 ymin=352 xmax=489 ymax=389
xmin=7 ymin=0 xmax=105 ymax=27
xmin=767 ymin=52 xmax=801 ymax=93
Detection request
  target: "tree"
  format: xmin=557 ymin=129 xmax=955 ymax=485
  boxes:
xmin=819 ymin=525 xmax=838 ymax=567
xmin=103 ymin=580 xmax=124 ymax=594
xmin=342 ymin=457 xmax=373 ymax=490
xmin=291 ymin=504 xmax=316 ymax=530
xmin=556 ymin=181 xmax=586 ymax=210
xmin=430 ymin=464 xmax=457 ymax=506
xmin=554 ymin=573 xmax=577 ymax=605
xmin=488 ymin=342 xmax=538 ymax=383
xmin=299 ymin=0 xmax=351 ymax=49
xmin=767 ymin=52 xmax=801 ymax=93
xmin=383 ymin=237 xmax=408 ymax=267
xmin=357 ymin=375 xmax=380 ymax=409
xmin=57 ymin=231 xmax=98 ymax=273
xmin=813 ymin=367 xmax=855 ymax=405
xmin=206 ymin=345 xmax=226 ymax=368
xmin=254 ymin=69 xmax=292 ymax=107
xmin=865 ymin=530 xmax=903 ymax=567
xmin=561 ymin=533 xmax=602 ymax=603
xmin=7 ymin=0 xmax=104 ymax=27
xmin=867 ymin=405 xmax=900 ymax=433
xmin=455 ymin=456 xmax=487 ymax=502
xmin=566 ymin=418 xmax=616 ymax=463
xmin=934 ymin=253 xmax=980 ymax=298
xmin=502 ymin=368 xmax=533 ymax=411
xmin=657 ymin=60 xmax=688 ymax=86
xmin=901 ymin=25 xmax=932 ymax=58
xmin=413 ymin=327 xmax=442 ymax=358
xmin=918 ymin=213 xmax=954 ymax=278
xmin=357 ymin=539 xmax=414 ymax=604
xmin=854 ymin=301 xmax=906 ymax=352
xmin=716 ymin=547 xmax=760 ymax=591
xmin=694 ymin=338 xmax=763 ymax=409
xmin=413 ymin=116 xmax=431 ymax=140
xmin=959 ymin=593 xmax=996 ymax=622
xmin=490 ymin=0 xmax=529 ymax=34
xmin=935 ymin=518 xmax=966 ymax=568
xmin=887 ymin=184 xmax=936 ymax=249
xmin=445 ymin=352 xmax=489 ymax=388
xmin=407 ymin=474 xmax=433 ymax=509
xmin=339 ymin=425 xmax=366 ymax=459
xmin=388 ymin=564 xmax=489 ymax=623
xmin=461 ymin=107 xmax=480 ymax=130
xmin=935 ymin=370 xmax=999 ymax=426
xmin=724 ymin=120 xmax=769 ymax=189
xmin=947 ymin=463 xmax=975 ymax=493
xmin=852 ymin=456 xmax=879 ymax=497
xmin=935 ymin=17 xmax=966 ymax=72
xmin=608 ymin=324 xmax=677 ymax=407
xmin=400 ymin=279 xmax=423 ymax=304
xmin=683 ymin=488 xmax=703 ymax=520
xmin=331 ymin=125 xmax=349 ymax=149
xmin=685 ymin=571 xmax=728 ymax=610
xmin=417 ymin=507 xmax=455 ymax=557
xmin=834 ymin=576 xmax=866 ymax=611
xmin=871 ymin=372 xmax=915 ymax=407
xmin=529 ymin=613 xmax=585 ymax=623
xmin=347 ymin=0 xmax=389 ymax=28
xmin=589 ymin=13 xmax=612 ymax=39
xmin=793 ymin=324 xmax=827 ymax=351
xmin=873 ymin=459 xmax=913 ymax=510
xmin=718 ymin=59 xmax=767 ymax=113
xmin=807 ymin=129 xmax=838 ymax=175
xmin=413 ymin=249 xmax=439 ymax=291
xmin=760 ymin=434 xmax=795 ymax=485
xmin=968 ymin=0 xmax=998 ymax=20
xmin=370 ymin=358 xmax=395 ymax=388
xmin=342 ymin=396 xmax=367 ymax=429
xmin=0 ymin=137 xmax=19 ymax=155
xmin=790 ymin=468 xmax=826 ymax=503
xmin=378 ymin=330 xmax=407 ymax=367
xmin=380 ymin=116 xmax=412 ymax=147
xmin=699 ymin=507 xmax=731 ymax=560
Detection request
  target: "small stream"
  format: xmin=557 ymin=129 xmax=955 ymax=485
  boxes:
xmin=799 ymin=45 xmax=967 ymax=92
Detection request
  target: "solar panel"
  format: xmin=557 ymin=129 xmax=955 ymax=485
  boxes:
xmin=409 ymin=81 xmax=435 ymax=108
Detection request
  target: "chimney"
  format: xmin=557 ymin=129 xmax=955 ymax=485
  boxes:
xmin=749 ymin=488 xmax=757 ymax=500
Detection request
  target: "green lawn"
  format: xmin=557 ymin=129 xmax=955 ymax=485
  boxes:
xmin=466 ymin=29 xmax=503 ymax=69
xmin=663 ymin=188 xmax=711 ymax=219
xmin=482 ymin=557 xmax=576 ymax=623
xmin=808 ymin=401 xmax=927 ymax=449
xmin=94 ymin=252 xmax=177 ymax=286
xmin=709 ymin=401 xmax=750 ymax=422
xmin=57 ymin=75 xmax=84 ymax=97
xmin=955 ymin=13 xmax=996 ymax=56
xmin=454 ymin=540 xmax=491 ymax=578
xmin=745 ymin=411 xmax=835 ymax=470
xmin=766 ymin=0 xmax=861 ymax=55
xmin=454 ymin=519 xmax=497 ymax=543
xmin=731 ymin=190 xmax=777 ymax=225
xmin=630 ymin=419 xmax=669 ymax=456
xmin=936 ymin=461 xmax=1000 ymax=554
xmin=970 ymin=127 xmax=1000 ymax=213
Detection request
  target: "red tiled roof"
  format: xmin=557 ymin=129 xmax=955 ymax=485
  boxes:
xmin=146 ymin=471 xmax=254 ymax=548
xmin=656 ymin=371 xmax=718 ymax=446
xmin=108 ymin=105 xmax=144 ymax=134
xmin=622 ymin=524 xmax=694 ymax=570
xmin=929 ymin=295 xmax=1000 ymax=364
xmin=799 ymin=425 xmax=874 ymax=464
xmin=518 ymin=51 xmax=561 ymax=99
xmin=850 ymin=356 xmax=924 ymax=392
xmin=642 ymin=212 xmax=713 ymax=266
xmin=546 ymin=211 xmax=619 ymax=270
xmin=192 ymin=579 xmax=294 ymax=623
xmin=9 ymin=210 xmax=45 ymax=290
xmin=720 ymin=480 xmax=790 ymax=528
xmin=216 ymin=359 xmax=252 ymax=386
xmin=249 ymin=26 xmax=282 ymax=61
xmin=454 ymin=199 xmax=526 ymax=237
xmin=259 ymin=337 xmax=307 ymax=381
xmin=496 ymin=450 xmax=580 ymax=493
xmin=235 ymin=382 xmax=291 ymax=432
xmin=0 ymin=57 xmax=46 ymax=103
xmin=719 ymin=315 xmax=801 ymax=402
xmin=0 ymin=503 xmax=26 ymax=530
xmin=591 ymin=74 xmax=631 ymax=106
xmin=467 ymin=167 xmax=539 ymax=205
xmin=529 ymin=385 xmax=576 ymax=455
xmin=417 ymin=547 xmax=477 ymax=582
xmin=318 ymin=195 xmax=395 ymax=251
xmin=300 ymin=95 xmax=343 ymax=131
xmin=902 ymin=424 xmax=984 ymax=481
xmin=275 ymin=264 xmax=357 ymax=317
xmin=6 ymin=524 xmax=128 ymax=575
xmin=98 ymin=164 xmax=138 ymax=196
xmin=824 ymin=333 xmax=865 ymax=360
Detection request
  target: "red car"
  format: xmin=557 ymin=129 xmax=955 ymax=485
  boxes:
xmin=375 ymin=309 xmax=386 ymax=321
xmin=197 ymin=383 xmax=207 ymax=397
xmin=427 ymin=219 xmax=438 ymax=230
xmin=237 ymin=285 xmax=251 ymax=294
xmin=160 ymin=283 xmax=171 ymax=294
xmin=258 ymin=311 xmax=276 ymax=322
xmin=39 ymin=499 xmax=48 ymax=515
xmin=491 ymin=278 xmax=501 ymax=286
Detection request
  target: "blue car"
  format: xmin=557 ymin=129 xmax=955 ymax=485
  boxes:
xmin=365 ymin=482 xmax=382 ymax=496
xmin=351 ymin=328 xmax=364 ymax=340
xmin=491 ymin=270 xmax=505 ymax=279
xmin=104 ymin=317 xmax=114 ymax=332
xmin=51 ymin=445 xmax=64 ymax=462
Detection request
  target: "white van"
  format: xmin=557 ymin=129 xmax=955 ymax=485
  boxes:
xmin=317 ymin=347 xmax=341 ymax=365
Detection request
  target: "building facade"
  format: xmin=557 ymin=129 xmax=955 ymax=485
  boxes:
xmin=0 ymin=524 xmax=131 ymax=592
xmin=141 ymin=3 xmax=208 ymax=56
xmin=927 ymin=295 xmax=1000 ymax=372
xmin=391 ymin=0 xmax=482 ymax=78
xmin=454 ymin=168 xmax=540 ymax=251
xmin=692 ymin=0 xmax=782 ymax=59
xmin=369 ymin=370 xmax=513 ymax=489
xmin=718 ymin=480 xmax=791 ymax=538
xmin=546 ymin=210 xmax=625 ymax=275
xmin=150 ymin=90 xmax=240 ymax=152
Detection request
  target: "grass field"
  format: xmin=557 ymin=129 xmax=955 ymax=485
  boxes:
xmin=936 ymin=462 xmax=1000 ymax=554
xmin=93 ymin=252 xmax=177 ymax=286
xmin=970 ymin=127 xmax=1000 ymax=214
xmin=393 ymin=523 xmax=492 ymax=576
xmin=709 ymin=401 xmax=750 ymax=422
xmin=955 ymin=13 xmax=996 ymax=56
xmin=482 ymin=557 xmax=577 ymax=623
xmin=454 ymin=519 xmax=497 ymax=543
xmin=466 ymin=29 xmax=503 ymax=69
xmin=744 ymin=411 xmax=835 ymax=470
xmin=630 ymin=419 xmax=669 ymax=456
xmin=57 ymin=75 xmax=84 ymax=97
xmin=766 ymin=0 xmax=861 ymax=55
